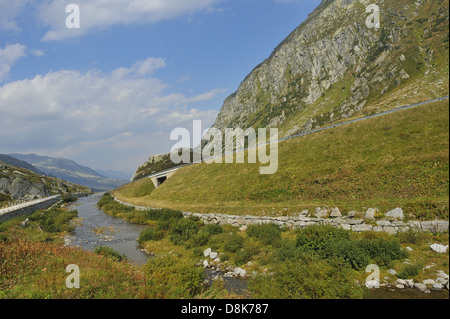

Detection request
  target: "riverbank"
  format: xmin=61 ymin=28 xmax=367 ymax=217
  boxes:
xmin=99 ymin=193 xmax=449 ymax=299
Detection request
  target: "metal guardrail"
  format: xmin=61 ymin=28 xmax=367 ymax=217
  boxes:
xmin=143 ymin=95 xmax=449 ymax=181
xmin=0 ymin=195 xmax=61 ymax=216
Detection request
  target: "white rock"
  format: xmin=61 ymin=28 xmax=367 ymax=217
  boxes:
xmin=315 ymin=209 xmax=329 ymax=219
xmin=388 ymin=269 xmax=397 ymax=276
xmin=432 ymin=283 xmax=444 ymax=291
xmin=422 ymin=279 xmax=435 ymax=286
xmin=233 ymin=267 xmax=247 ymax=277
xmin=366 ymin=280 xmax=380 ymax=289
xmin=330 ymin=207 xmax=342 ymax=218
xmin=414 ymin=283 xmax=428 ymax=292
xmin=210 ymin=252 xmax=218 ymax=259
xmin=385 ymin=208 xmax=404 ymax=220
xmin=203 ymin=260 xmax=209 ymax=268
xmin=406 ymin=247 xmax=413 ymax=252
xmin=203 ymin=248 xmax=212 ymax=258
xmin=364 ymin=208 xmax=377 ymax=221
xmin=395 ymin=284 xmax=405 ymax=289
xmin=239 ymin=226 xmax=247 ymax=232
xmin=430 ymin=244 xmax=449 ymax=254
xmin=437 ymin=271 xmax=449 ymax=279
xmin=396 ymin=279 xmax=407 ymax=285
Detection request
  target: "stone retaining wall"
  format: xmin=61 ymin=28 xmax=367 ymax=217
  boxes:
xmin=0 ymin=195 xmax=61 ymax=223
xmin=182 ymin=212 xmax=449 ymax=234
xmin=111 ymin=196 xmax=449 ymax=234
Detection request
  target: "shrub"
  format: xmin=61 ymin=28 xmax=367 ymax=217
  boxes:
xmin=359 ymin=239 xmax=409 ymax=267
xmin=248 ymin=255 xmax=364 ymax=299
xmin=397 ymin=229 xmax=429 ymax=245
xmin=296 ymin=225 xmax=350 ymax=252
xmin=186 ymin=232 xmax=210 ymax=248
xmin=223 ymin=233 xmax=244 ymax=253
xmin=169 ymin=218 xmax=199 ymax=246
xmin=94 ymin=246 xmax=125 ymax=262
xmin=235 ymin=248 xmax=255 ymax=266
xmin=323 ymin=240 xmax=370 ymax=270
xmin=247 ymin=223 xmax=282 ymax=246
xmin=202 ymin=224 xmax=223 ymax=235
xmin=62 ymin=194 xmax=78 ymax=203
xmin=144 ymin=256 xmax=204 ymax=298
xmin=33 ymin=208 xmax=78 ymax=233
xmin=397 ymin=263 xmax=423 ymax=280
xmin=274 ymin=239 xmax=304 ymax=262
xmin=138 ymin=227 xmax=164 ymax=245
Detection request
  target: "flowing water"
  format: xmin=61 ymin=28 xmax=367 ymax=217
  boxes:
xmin=64 ymin=193 xmax=448 ymax=299
xmin=65 ymin=193 xmax=150 ymax=265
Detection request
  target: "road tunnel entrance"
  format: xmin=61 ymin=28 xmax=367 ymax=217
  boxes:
xmin=156 ymin=176 xmax=167 ymax=187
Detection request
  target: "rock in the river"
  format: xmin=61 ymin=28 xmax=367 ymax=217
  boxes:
xmin=210 ymin=252 xmax=218 ymax=260
xmin=366 ymin=280 xmax=380 ymax=289
xmin=432 ymin=283 xmax=444 ymax=291
xmin=203 ymin=248 xmax=212 ymax=258
xmin=414 ymin=283 xmax=428 ymax=292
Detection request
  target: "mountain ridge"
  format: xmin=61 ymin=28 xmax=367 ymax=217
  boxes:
xmin=8 ymin=154 xmax=127 ymax=191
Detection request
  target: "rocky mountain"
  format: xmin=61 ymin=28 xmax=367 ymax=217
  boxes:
xmin=131 ymin=149 xmax=202 ymax=182
xmin=0 ymin=160 xmax=91 ymax=202
xmin=8 ymin=154 xmax=127 ymax=191
xmin=132 ymin=0 xmax=449 ymax=178
xmin=0 ymin=154 xmax=47 ymax=177
xmin=212 ymin=0 xmax=448 ymax=140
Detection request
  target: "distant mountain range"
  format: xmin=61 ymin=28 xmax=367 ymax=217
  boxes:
xmin=7 ymin=154 xmax=127 ymax=191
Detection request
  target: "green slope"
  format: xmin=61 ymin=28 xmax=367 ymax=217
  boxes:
xmin=114 ymin=100 xmax=449 ymax=219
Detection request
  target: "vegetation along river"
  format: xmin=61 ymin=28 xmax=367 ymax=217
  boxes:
xmin=64 ymin=194 xmax=447 ymax=299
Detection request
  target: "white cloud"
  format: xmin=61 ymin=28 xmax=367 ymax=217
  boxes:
xmin=0 ymin=0 xmax=30 ymax=32
xmin=0 ymin=57 xmax=221 ymax=171
xmin=39 ymin=0 xmax=221 ymax=41
xmin=0 ymin=43 xmax=27 ymax=82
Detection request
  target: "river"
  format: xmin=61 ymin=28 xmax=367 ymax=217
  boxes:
xmin=65 ymin=192 xmax=150 ymax=265
xmin=64 ymin=193 xmax=448 ymax=299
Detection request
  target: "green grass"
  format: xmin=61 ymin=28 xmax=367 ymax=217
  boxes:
xmin=114 ymin=178 xmax=155 ymax=198
xmin=116 ymin=100 xmax=449 ymax=218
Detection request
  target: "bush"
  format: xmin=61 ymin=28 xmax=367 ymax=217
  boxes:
xmin=247 ymin=223 xmax=282 ymax=246
xmin=235 ymin=248 xmax=255 ymax=266
xmin=62 ymin=194 xmax=78 ymax=203
xmin=323 ymin=240 xmax=370 ymax=270
xmin=144 ymin=256 xmax=204 ymax=298
xmin=359 ymin=239 xmax=409 ymax=267
xmin=397 ymin=263 xmax=423 ymax=280
xmin=94 ymin=246 xmax=125 ymax=262
xmin=138 ymin=227 xmax=164 ymax=245
xmin=32 ymin=208 xmax=78 ymax=233
xmin=202 ymin=224 xmax=223 ymax=235
xmin=186 ymin=232 xmax=210 ymax=248
xmin=248 ymin=255 xmax=364 ymax=299
xmin=274 ymin=239 xmax=305 ymax=262
xmin=169 ymin=218 xmax=199 ymax=246
xmin=397 ymin=229 xmax=429 ymax=245
xmin=296 ymin=225 xmax=350 ymax=252
xmin=223 ymin=233 xmax=244 ymax=253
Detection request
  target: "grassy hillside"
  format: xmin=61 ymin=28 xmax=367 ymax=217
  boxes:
xmin=114 ymin=100 xmax=449 ymax=218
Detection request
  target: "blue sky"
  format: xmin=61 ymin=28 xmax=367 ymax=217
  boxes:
xmin=0 ymin=0 xmax=320 ymax=177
